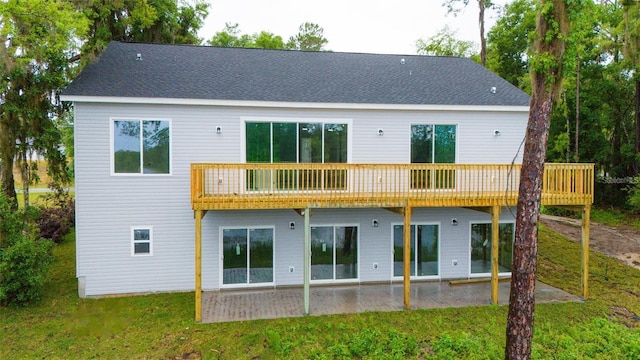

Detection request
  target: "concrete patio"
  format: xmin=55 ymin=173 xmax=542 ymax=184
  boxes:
xmin=201 ymin=280 xmax=579 ymax=323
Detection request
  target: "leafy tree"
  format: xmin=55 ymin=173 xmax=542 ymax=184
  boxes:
xmin=416 ymin=25 xmax=477 ymax=57
xmin=621 ymin=0 xmax=640 ymax=174
xmin=286 ymin=22 xmax=328 ymax=51
xmin=208 ymin=23 xmax=284 ymax=49
xmin=0 ymin=0 xmax=88 ymax=209
xmin=254 ymin=31 xmax=285 ymax=49
xmin=208 ymin=22 xmax=328 ymax=51
xmin=443 ymin=0 xmax=495 ymax=66
xmin=486 ymin=0 xmax=537 ymax=88
xmin=78 ymin=0 xmax=209 ymax=58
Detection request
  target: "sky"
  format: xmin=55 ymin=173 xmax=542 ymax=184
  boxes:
xmin=198 ymin=0 xmax=511 ymax=55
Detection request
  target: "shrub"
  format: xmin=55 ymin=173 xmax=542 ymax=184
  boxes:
xmin=0 ymin=236 xmax=54 ymax=306
xmin=0 ymin=192 xmax=54 ymax=306
xmin=627 ymin=180 xmax=640 ymax=214
xmin=36 ymin=183 xmax=75 ymax=243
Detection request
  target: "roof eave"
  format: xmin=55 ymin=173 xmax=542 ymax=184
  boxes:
xmin=59 ymin=95 xmax=530 ymax=112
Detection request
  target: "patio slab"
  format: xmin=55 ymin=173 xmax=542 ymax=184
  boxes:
xmin=201 ymin=280 xmax=579 ymax=323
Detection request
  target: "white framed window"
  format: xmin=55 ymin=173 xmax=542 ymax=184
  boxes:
xmin=131 ymin=226 xmax=153 ymax=256
xmin=241 ymin=117 xmax=352 ymax=191
xmin=410 ymin=124 xmax=457 ymax=189
xmin=111 ymin=118 xmax=172 ymax=175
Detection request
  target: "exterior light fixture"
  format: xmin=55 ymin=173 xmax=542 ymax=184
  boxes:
xmin=378 ymin=129 xmax=384 ymax=136
xmin=494 ymin=130 xmax=500 ymax=136
xmin=451 ymin=218 xmax=458 ymax=226
xmin=216 ymin=126 xmax=222 ymax=134
xmin=372 ymin=219 xmax=379 ymax=227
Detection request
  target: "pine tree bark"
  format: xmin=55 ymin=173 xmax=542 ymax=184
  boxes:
xmin=635 ymin=79 xmax=640 ymax=175
xmin=505 ymin=1 xmax=569 ymax=358
xmin=479 ymin=0 xmax=487 ymax=66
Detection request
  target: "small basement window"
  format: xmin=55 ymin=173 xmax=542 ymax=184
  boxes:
xmin=131 ymin=227 xmax=152 ymax=256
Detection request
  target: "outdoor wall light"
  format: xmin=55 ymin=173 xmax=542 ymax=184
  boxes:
xmin=378 ymin=128 xmax=384 ymax=136
xmin=451 ymin=218 xmax=458 ymax=226
xmin=494 ymin=129 xmax=501 ymax=136
xmin=216 ymin=126 xmax=222 ymax=134
xmin=372 ymin=219 xmax=379 ymax=227
xmin=289 ymin=221 xmax=295 ymax=230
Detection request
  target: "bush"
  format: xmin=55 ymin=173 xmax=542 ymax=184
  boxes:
xmin=627 ymin=180 xmax=640 ymax=214
xmin=36 ymin=183 xmax=75 ymax=243
xmin=0 ymin=237 xmax=54 ymax=306
xmin=0 ymin=192 xmax=54 ymax=306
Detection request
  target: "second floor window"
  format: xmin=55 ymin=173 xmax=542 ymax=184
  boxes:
xmin=246 ymin=121 xmax=347 ymax=164
xmin=245 ymin=121 xmax=348 ymax=191
xmin=410 ymin=124 xmax=456 ymax=189
xmin=113 ymin=119 xmax=170 ymax=174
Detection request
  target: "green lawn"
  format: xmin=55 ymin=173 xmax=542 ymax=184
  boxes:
xmin=1 ymin=228 xmax=639 ymax=359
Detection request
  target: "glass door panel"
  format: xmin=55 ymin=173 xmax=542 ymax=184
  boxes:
xmin=470 ymin=223 xmax=514 ymax=274
xmin=335 ymin=226 xmax=358 ymax=279
xmin=392 ymin=225 xmax=416 ymax=277
xmin=222 ymin=229 xmax=247 ymax=285
xmin=417 ymin=225 xmax=438 ymax=276
xmin=498 ymin=224 xmax=514 ymax=272
xmin=470 ymin=224 xmax=491 ymax=274
xmin=311 ymin=227 xmax=333 ymax=280
xmin=249 ymin=228 xmax=273 ymax=284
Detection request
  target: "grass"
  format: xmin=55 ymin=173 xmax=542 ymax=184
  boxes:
xmin=1 ymin=228 xmax=639 ymax=359
xmin=591 ymin=207 xmax=640 ymax=229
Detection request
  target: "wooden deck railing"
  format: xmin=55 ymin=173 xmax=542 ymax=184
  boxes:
xmin=191 ymin=163 xmax=594 ymax=210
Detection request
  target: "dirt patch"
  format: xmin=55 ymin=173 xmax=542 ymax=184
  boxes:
xmin=609 ymin=305 xmax=640 ymax=328
xmin=540 ymin=214 xmax=640 ymax=271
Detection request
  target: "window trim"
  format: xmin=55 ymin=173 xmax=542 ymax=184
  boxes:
xmin=218 ymin=225 xmax=276 ymax=289
xmin=240 ymin=117 xmax=353 ymax=164
xmin=390 ymin=222 xmax=441 ymax=280
xmin=468 ymin=221 xmax=515 ymax=278
xmin=131 ymin=226 xmax=153 ymax=257
xmin=110 ymin=117 xmax=173 ymax=176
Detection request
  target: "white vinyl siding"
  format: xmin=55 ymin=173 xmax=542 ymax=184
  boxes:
xmin=74 ymin=101 xmax=526 ymax=295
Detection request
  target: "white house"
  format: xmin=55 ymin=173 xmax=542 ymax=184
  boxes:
xmin=61 ymin=42 xmax=593 ymax=321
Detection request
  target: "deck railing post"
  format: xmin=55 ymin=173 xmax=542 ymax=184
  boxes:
xmin=195 ymin=210 xmax=203 ymax=322
xmin=403 ymin=206 xmax=413 ymax=310
xmin=581 ymin=204 xmax=591 ymax=300
xmin=303 ymin=207 xmax=311 ymax=315
xmin=491 ymin=205 xmax=501 ymax=304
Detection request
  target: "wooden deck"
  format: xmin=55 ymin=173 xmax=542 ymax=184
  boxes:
xmin=191 ymin=163 xmax=594 ymax=210
xmin=190 ymin=162 xmax=594 ymax=322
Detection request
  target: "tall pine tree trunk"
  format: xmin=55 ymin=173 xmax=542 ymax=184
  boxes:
xmin=505 ymin=0 xmax=569 ymax=358
xmin=635 ymin=79 xmax=640 ymax=175
xmin=479 ymin=0 xmax=487 ymax=67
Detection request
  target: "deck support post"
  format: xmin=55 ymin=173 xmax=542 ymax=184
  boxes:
xmin=403 ymin=206 xmax=413 ymax=310
xmin=303 ymin=207 xmax=311 ymax=315
xmin=195 ymin=210 xmax=203 ymax=322
xmin=581 ymin=204 xmax=591 ymax=300
xmin=491 ymin=205 xmax=501 ymax=304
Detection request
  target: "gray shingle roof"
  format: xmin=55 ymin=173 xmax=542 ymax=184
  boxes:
xmin=63 ymin=41 xmax=530 ymax=106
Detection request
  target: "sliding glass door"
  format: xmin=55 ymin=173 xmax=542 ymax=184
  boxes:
xmin=469 ymin=223 xmax=514 ymax=275
xmin=311 ymin=226 xmax=358 ymax=281
xmin=393 ymin=224 xmax=439 ymax=278
xmin=222 ymin=228 xmax=274 ymax=286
